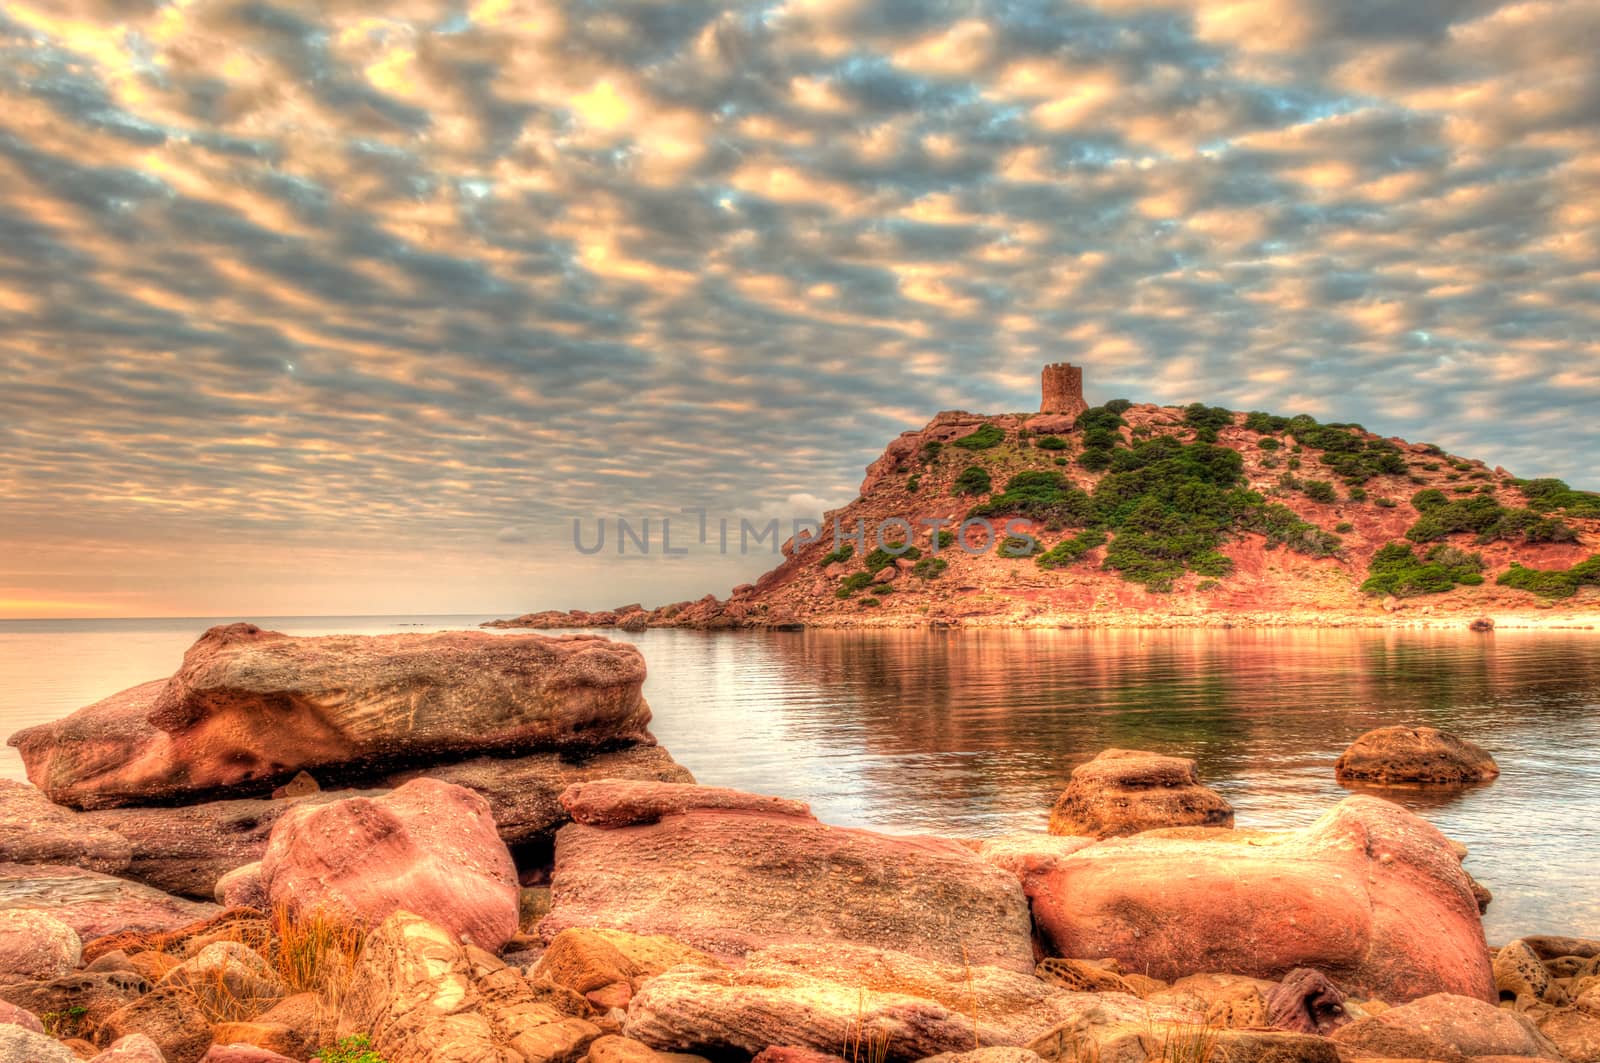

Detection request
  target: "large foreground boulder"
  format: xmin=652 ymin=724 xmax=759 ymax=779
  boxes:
xmin=1047 ymin=750 xmax=1234 ymax=838
xmin=10 ymin=624 xmax=654 ymax=809
xmin=1334 ymin=726 xmax=1499 ymax=787
xmin=260 ymin=778 xmax=519 ymax=951
xmin=0 ymin=863 xmax=218 ymax=940
xmin=0 ymin=909 xmax=81 ymax=980
xmin=624 ymin=942 xmax=1200 ymax=1062
xmin=541 ymin=781 xmax=1035 ymax=973
xmin=0 ymin=781 xmax=132 ymax=874
xmin=1000 ymin=795 xmax=1493 ymax=1003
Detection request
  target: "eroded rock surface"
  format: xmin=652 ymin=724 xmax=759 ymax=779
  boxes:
xmin=0 ymin=781 xmax=132 ymax=874
xmin=1334 ymin=726 xmax=1499 ymax=787
xmin=1047 ymin=750 xmax=1234 ymax=838
xmin=10 ymin=625 xmax=654 ymax=809
xmin=0 ymin=863 xmax=218 ymax=941
xmin=541 ymin=782 xmax=1035 ymax=972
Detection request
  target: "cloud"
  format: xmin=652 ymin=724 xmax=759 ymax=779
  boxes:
xmin=0 ymin=0 xmax=1595 ymax=616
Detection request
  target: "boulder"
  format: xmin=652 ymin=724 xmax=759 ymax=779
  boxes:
xmin=0 ymin=971 xmax=151 ymax=1037
xmin=260 ymin=779 xmax=519 ymax=951
xmin=10 ymin=625 xmax=655 ymax=810
xmin=88 ymin=1034 xmax=168 ymax=1061
xmin=96 ymin=985 xmax=214 ymax=1063
xmin=541 ymin=782 xmax=1035 ymax=973
xmin=0 ymin=909 xmax=82 ymax=980
xmin=0 ymin=1024 xmax=79 ymax=1063
xmin=1334 ymin=726 xmax=1499 ymax=786
xmin=0 ymin=864 xmax=218 ymax=941
xmin=1013 ymin=796 xmax=1493 ymax=1003
xmin=0 ymin=781 xmax=132 ymax=874
xmin=82 ymin=746 xmax=692 ymax=899
xmin=0 ymin=1001 xmax=43 ymax=1033
xmin=338 ymin=909 xmax=602 ymax=1063
xmin=624 ymin=942 xmax=1199 ymax=1062
xmin=1496 ymin=940 xmax=1565 ymax=1005
xmin=1264 ymin=969 xmax=1351 ymax=1035
xmin=1331 ymin=993 xmax=1562 ymax=1060
xmin=586 ymin=1036 xmax=709 ymax=1063
xmin=531 ymin=928 xmax=720 ymax=1009
xmin=1537 ymin=1008 xmax=1600 ymax=1062
xmin=1047 ymin=750 xmax=1234 ymax=838
xmin=200 ymin=1048 xmax=300 ymax=1063
xmin=212 ymin=865 xmax=265 ymax=910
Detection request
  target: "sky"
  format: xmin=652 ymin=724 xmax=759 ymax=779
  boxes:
xmin=1 ymin=0 xmax=1598 ymax=619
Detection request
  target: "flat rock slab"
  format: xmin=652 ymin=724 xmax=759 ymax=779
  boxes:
xmin=0 ymin=780 xmax=132 ymax=874
xmin=0 ymin=862 xmax=219 ymax=940
xmin=10 ymin=623 xmax=655 ymax=809
xmin=542 ymin=782 xmax=1036 ymax=973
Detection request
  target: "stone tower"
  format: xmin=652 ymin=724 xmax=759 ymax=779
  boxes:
xmin=1040 ymin=362 xmax=1087 ymax=417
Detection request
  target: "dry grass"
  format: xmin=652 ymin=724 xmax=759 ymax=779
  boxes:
xmin=843 ymin=989 xmax=894 ymax=1063
xmin=1150 ymin=1018 xmax=1221 ymax=1063
xmin=268 ymin=903 xmax=367 ymax=1000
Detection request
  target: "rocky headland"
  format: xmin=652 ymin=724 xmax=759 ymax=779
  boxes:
xmin=487 ymin=367 xmax=1600 ymax=632
xmin=0 ymin=625 xmax=1597 ymax=1062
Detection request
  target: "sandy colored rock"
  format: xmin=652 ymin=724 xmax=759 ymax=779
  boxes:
xmin=0 ymin=970 xmax=151 ymax=1038
xmin=0 ymin=1001 xmax=42 ymax=1034
xmin=261 ymin=779 xmax=519 ymax=950
xmin=1034 ymin=958 xmax=1134 ymax=995
xmin=0 ymin=864 xmax=218 ymax=942
xmin=160 ymin=941 xmax=285 ymax=1021
xmin=211 ymin=864 xmax=265 ymax=910
xmin=623 ymin=941 xmax=1200 ymax=1061
xmin=0 ymin=781 xmax=132 ymax=875
xmin=83 ymin=908 xmax=270 ymax=965
xmin=543 ymin=783 xmax=1034 ymax=973
xmin=585 ymin=1035 xmax=709 ymax=1063
xmin=921 ymin=1051 xmax=1043 ymax=1063
xmin=1331 ymin=993 xmax=1562 ymax=1061
xmin=1047 ymin=750 xmax=1234 ymax=838
xmin=0 ymin=1024 xmax=79 ymax=1063
xmin=1334 ymin=726 xmax=1499 ymax=786
xmin=0 ymin=909 xmax=82 ymax=980
xmin=87 ymin=1034 xmax=168 ymax=1062
xmin=1496 ymin=940 xmax=1565 ymax=1006
xmin=200 ymin=1048 xmax=301 ymax=1063
xmin=10 ymin=625 xmax=654 ymax=810
xmin=557 ymin=779 xmax=809 ymax=828
xmin=1537 ymin=1008 xmax=1600 ymax=1062
xmin=1018 ymin=796 xmax=1493 ymax=1003
xmin=97 ymin=985 xmax=214 ymax=1063
xmin=532 ymin=928 xmax=719 ymax=1009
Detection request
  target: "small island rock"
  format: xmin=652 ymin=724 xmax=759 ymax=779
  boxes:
xmin=1334 ymin=726 xmax=1499 ymax=786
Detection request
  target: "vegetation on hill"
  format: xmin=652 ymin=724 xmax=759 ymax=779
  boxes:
xmin=1497 ymin=556 xmax=1600 ymax=598
xmin=1360 ymin=543 xmax=1486 ymax=597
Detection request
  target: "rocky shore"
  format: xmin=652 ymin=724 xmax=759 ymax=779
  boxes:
xmin=1 ymin=626 xmax=1597 ymax=1063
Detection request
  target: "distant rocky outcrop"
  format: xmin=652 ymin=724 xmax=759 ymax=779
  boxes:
xmin=485 ymin=376 xmax=1600 ymax=631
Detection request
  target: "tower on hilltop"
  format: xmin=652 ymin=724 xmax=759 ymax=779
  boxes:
xmin=1040 ymin=362 xmax=1087 ymax=417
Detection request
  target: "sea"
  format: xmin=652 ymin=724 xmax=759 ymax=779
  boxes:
xmin=2 ymin=615 xmax=1597 ymax=941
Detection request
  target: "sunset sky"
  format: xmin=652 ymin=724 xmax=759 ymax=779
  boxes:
xmin=2 ymin=0 xmax=1598 ymax=619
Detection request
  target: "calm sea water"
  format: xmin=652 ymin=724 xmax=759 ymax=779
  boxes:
xmin=2 ymin=616 xmax=1597 ymax=940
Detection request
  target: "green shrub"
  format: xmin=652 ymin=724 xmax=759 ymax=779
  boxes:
xmin=998 ymin=535 xmax=1041 ymax=558
xmin=860 ymin=597 xmax=881 ymax=607
xmin=1257 ymin=437 xmax=1281 ymax=451
xmin=819 ymin=543 xmax=854 ymax=567
xmin=1405 ymin=494 xmax=1577 ymax=545
xmin=836 ymin=572 xmax=874 ymax=598
xmin=1078 ymin=448 xmax=1114 ymax=471
xmin=1347 ymin=486 xmax=1367 ymax=501
xmin=952 ymin=423 xmax=1005 ymax=450
xmin=1036 ymin=435 xmax=1068 ymax=450
xmin=1304 ymin=480 xmax=1337 ymax=504
xmin=1036 ymin=528 xmax=1108 ymax=569
xmin=1361 ymin=543 xmax=1486 ymax=598
xmin=968 ymin=471 xmax=1096 ymax=524
xmin=935 ymin=529 xmax=957 ymax=550
xmin=920 ymin=440 xmax=943 ymax=463
xmin=1497 ymin=556 xmax=1600 ymax=599
xmin=954 ymin=466 xmax=993 ymax=496
xmin=318 ymin=1036 xmax=390 ymax=1063
xmin=1375 ymin=497 xmax=1398 ymax=508
xmin=1513 ymin=478 xmax=1600 ymax=517
xmin=1411 ymin=489 xmax=1449 ymax=512
xmin=1184 ymin=403 xmax=1234 ymax=433
xmin=1286 ymin=457 xmax=1301 ymax=470
xmin=905 ymin=474 xmax=920 ymax=492
xmin=865 ymin=545 xmax=920 ymax=572
xmin=1335 ymin=522 xmax=1354 ymax=533
xmin=1053 ymin=457 xmax=1068 ymax=466
xmin=1245 ymin=411 xmax=1290 ymax=433
xmin=1103 ymin=398 xmax=1133 ymax=415
xmin=912 ymin=556 xmax=948 ymax=580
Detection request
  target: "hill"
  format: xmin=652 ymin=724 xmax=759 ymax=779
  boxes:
xmin=490 ymin=385 xmax=1600 ymax=631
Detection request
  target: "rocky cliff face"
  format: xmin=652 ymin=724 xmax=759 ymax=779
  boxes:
xmin=491 ymin=402 xmax=1600 ymax=629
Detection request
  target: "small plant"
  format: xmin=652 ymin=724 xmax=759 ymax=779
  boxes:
xmin=318 ymin=1035 xmax=390 ymax=1063
xmin=41 ymin=1005 xmax=88 ymax=1039
xmin=1037 ymin=529 xmax=1108 ymax=569
xmin=952 ymin=423 xmax=1005 ymax=450
xmin=1497 ymin=555 xmax=1600 ymax=599
xmin=920 ymin=439 xmax=943 ymax=463
xmin=836 ymin=572 xmax=875 ymax=598
xmin=1335 ymin=521 xmax=1354 ymax=533
xmin=1304 ymin=480 xmax=1337 ymax=504
xmin=819 ymin=543 xmax=855 ymax=567
xmin=954 ymin=465 xmax=993 ymax=496
xmin=1036 ymin=434 xmax=1068 ymax=450
xmin=935 ymin=529 xmax=957 ymax=550
xmin=860 ymin=597 xmax=881 ymax=607
xmin=912 ymin=556 xmax=948 ymax=580
xmin=1361 ymin=542 xmax=1486 ymax=597
xmin=906 ymin=474 xmax=921 ymax=492
xmin=1347 ymin=485 xmax=1367 ymax=501
xmin=1151 ymin=1019 xmax=1221 ymax=1063
xmin=998 ymin=535 xmax=1041 ymax=558
xmin=1375 ymin=497 xmax=1398 ymax=508
xmin=1257 ymin=437 xmax=1281 ymax=451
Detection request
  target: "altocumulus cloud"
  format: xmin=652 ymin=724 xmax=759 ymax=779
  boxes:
xmin=0 ymin=0 xmax=1597 ymax=615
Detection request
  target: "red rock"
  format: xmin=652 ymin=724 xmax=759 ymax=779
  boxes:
xmin=0 ymin=909 xmax=81 ymax=980
xmin=260 ymin=778 xmax=519 ymax=950
xmin=0 ymin=780 xmax=132 ymax=875
xmin=1335 ymin=726 xmax=1500 ymax=786
xmin=1047 ymin=749 xmax=1234 ymax=838
xmin=542 ymin=784 xmax=1034 ymax=973
xmin=0 ymin=863 xmax=219 ymax=940
xmin=1014 ymin=795 xmax=1493 ymax=1003
xmin=96 ymin=985 xmax=214 ymax=1063
xmin=558 ymin=779 xmax=810 ymax=828
xmin=0 ymin=999 xmax=44 ymax=1033
xmin=11 ymin=625 xmax=654 ymax=809
xmin=1331 ymin=993 xmax=1562 ymax=1060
